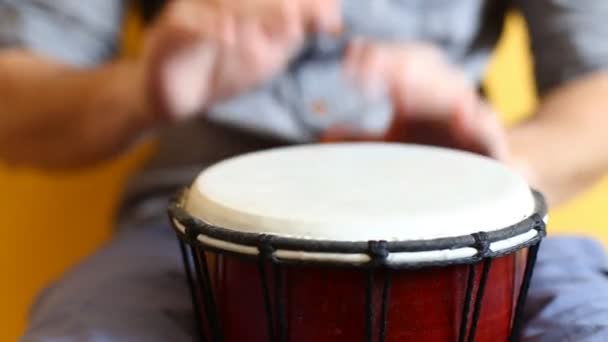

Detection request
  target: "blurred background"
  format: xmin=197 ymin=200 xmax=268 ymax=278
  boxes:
xmin=1 ymin=11 xmax=607 ymax=342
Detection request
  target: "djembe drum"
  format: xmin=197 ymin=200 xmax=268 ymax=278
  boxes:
xmin=169 ymin=143 xmax=546 ymax=342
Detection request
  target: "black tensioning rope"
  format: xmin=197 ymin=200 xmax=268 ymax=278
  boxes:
xmin=169 ymin=195 xmax=545 ymax=258
xmin=258 ymin=236 xmax=278 ymax=342
xmin=367 ymin=241 xmax=390 ymax=342
xmin=192 ymin=247 xmax=223 ymax=342
xmin=468 ymin=258 xmax=493 ymax=342
xmin=379 ymin=270 xmax=393 ymax=342
xmin=365 ymin=270 xmax=375 ymax=342
xmin=458 ymin=263 xmax=478 ymax=342
xmin=174 ymin=205 xmax=545 ymax=342
xmin=274 ymin=264 xmax=288 ymax=342
xmin=178 ymin=240 xmax=206 ymax=342
xmin=509 ymin=241 xmax=542 ymax=342
xmin=467 ymin=232 xmax=493 ymax=342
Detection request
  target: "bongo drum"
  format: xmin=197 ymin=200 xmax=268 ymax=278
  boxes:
xmin=169 ymin=143 xmax=546 ymax=342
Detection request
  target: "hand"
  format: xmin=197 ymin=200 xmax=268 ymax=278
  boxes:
xmin=322 ymin=41 xmax=508 ymax=160
xmin=142 ymin=0 xmax=341 ymax=122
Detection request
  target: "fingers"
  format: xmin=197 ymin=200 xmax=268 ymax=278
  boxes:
xmin=156 ymin=0 xmax=337 ymax=72
xmin=345 ymin=40 xmax=454 ymax=111
xmin=259 ymin=0 xmax=301 ymax=40
xmin=145 ymin=1 xmax=228 ymax=120
xmin=408 ymin=67 xmax=471 ymax=121
xmin=444 ymin=92 xmax=508 ymax=159
xmin=253 ymin=0 xmax=341 ymax=39
xmin=460 ymin=101 xmax=509 ymax=160
xmin=147 ymin=0 xmax=311 ymax=120
xmin=161 ymin=43 xmax=218 ymax=120
xmin=204 ymin=0 xmax=341 ymax=36
xmin=258 ymin=1 xmax=305 ymax=57
xmin=344 ymin=40 xmax=389 ymax=98
xmin=293 ymin=0 xmax=341 ymax=34
xmin=344 ymin=40 xmax=507 ymax=158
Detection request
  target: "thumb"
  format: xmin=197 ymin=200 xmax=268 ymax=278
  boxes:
xmin=452 ymin=98 xmax=509 ymax=160
xmin=144 ymin=1 xmax=233 ymax=121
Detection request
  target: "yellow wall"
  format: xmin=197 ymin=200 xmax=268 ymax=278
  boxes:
xmin=0 ymin=7 xmax=151 ymax=341
xmin=485 ymin=13 xmax=608 ymax=243
xmin=1 ymin=12 xmax=607 ymax=342
xmin=0 ymin=146 xmax=152 ymax=342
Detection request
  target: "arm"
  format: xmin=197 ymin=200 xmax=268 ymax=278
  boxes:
xmin=0 ymin=51 xmax=147 ymax=169
xmin=0 ymin=0 xmax=142 ymax=169
xmin=508 ymin=72 xmax=608 ymax=207
xmin=511 ymin=0 xmax=608 ymax=206
xmin=0 ymin=0 xmax=340 ymax=170
xmin=328 ymin=38 xmax=606 ymax=207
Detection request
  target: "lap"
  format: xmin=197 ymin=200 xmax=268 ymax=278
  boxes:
xmin=22 ymin=225 xmax=608 ymax=342
xmin=522 ymin=236 xmax=608 ymax=342
xmin=22 ymin=223 xmax=195 ymax=342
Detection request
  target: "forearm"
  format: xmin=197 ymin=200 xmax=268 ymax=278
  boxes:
xmin=0 ymin=50 xmax=151 ymax=169
xmin=508 ymin=72 xmax=608 ymax=207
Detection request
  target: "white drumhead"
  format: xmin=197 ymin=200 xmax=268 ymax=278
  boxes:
xmin=185 ymin=143 xmax=536 ymax=242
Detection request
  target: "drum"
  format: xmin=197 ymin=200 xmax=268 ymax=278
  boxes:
xmin=169 ymin=143 xmax=546 ymax=342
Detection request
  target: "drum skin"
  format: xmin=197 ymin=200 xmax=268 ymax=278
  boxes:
xmin=178 ymin=144 xmax=542 ymax=341
xmin=196 ymin=249 xmax=527 ymax=342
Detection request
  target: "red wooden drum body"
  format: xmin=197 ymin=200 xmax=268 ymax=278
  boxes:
xmin=169 ymin=143 xmax=546 ymax=342
xmin=199 ymin=250 xmax=527 ymax=342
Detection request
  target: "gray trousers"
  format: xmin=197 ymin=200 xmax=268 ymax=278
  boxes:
xmin=20 ymin=206 xmax=608 ymax=342
xmin=20 ymin=122 xmax=608 ymax=342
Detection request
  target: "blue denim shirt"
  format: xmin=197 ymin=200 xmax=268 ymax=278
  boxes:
xmin=3 ymin=0 xmax=608 ymax=179
xmin=3 ymin=1 xmax=608 ymax=341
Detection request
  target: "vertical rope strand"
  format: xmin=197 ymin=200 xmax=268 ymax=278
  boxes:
xmin=379 ymin=270 xmax=393 ymax=342
xmin=509 ymin=242 xmax=541 ymax=342
xmin=258 ymin=259 xmax=276 ymax=342
xmin=274 ymin=264 xmax=288 ymax=342
xmin=365 ymin=269 xmax=375 ymax=342
xmin=458 ymin=264 xmax=477 ymax=342
xmin=468 ymin=259 xmax=493 ymax=342
xmin=192 ymin=247 xmax=223 ymax=342
xmin=178 ymin=240 xmax=206 ymax=342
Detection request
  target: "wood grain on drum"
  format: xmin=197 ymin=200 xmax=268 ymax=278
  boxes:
xmin=200 ymin=251 xmax=525 ymax=342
